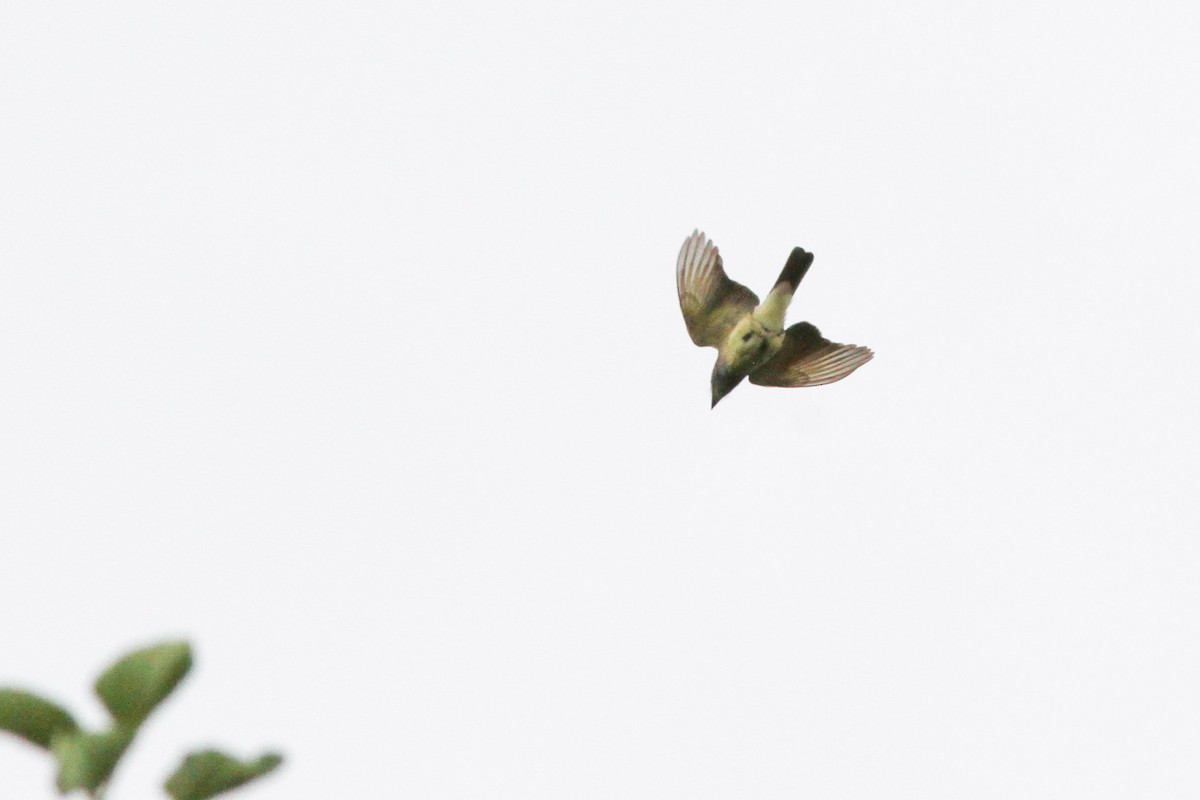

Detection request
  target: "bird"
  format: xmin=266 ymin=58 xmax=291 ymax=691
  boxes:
xmin=676 ymin=229 xmax=873 ymax=407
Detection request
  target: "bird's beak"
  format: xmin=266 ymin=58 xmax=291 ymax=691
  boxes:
xmin=710 ymin=362 xmax=746 ymax=408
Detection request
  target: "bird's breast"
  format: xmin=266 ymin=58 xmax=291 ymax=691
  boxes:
xmin=723 ymin=320 xmax=784 ymax=372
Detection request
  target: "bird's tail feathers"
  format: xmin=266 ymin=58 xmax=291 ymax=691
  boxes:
xmin=754 ymin=247 xmax=813 ymax=329
xmin=774 ymin=247 xmax=814 ymax=293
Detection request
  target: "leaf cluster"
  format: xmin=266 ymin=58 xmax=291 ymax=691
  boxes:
xmin=0 ymin=641 xmax=281 ymax=800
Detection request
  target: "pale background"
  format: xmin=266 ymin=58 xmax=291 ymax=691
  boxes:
xmin=2 ymin=2 xmax=1199 ymax=798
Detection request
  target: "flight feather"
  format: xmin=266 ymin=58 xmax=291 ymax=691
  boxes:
xmin=676 ymin=230 xmax=759 ymax=349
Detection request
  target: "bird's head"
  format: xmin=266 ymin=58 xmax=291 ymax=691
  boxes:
xmin=710 ymin=360 xmax=747 ymax=408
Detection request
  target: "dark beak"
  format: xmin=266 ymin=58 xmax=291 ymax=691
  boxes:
xmin=710 ymin=362 xmax=746 ymax=408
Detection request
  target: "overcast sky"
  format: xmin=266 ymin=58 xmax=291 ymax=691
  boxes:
xmin=3 ymin=3 xmax=1199 ymax=799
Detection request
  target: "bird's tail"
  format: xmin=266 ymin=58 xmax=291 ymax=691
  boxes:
xmin=754 ymin=247 xmax=814 ymax=329
xmin=774 ymin=247 xmax=814 ymax=294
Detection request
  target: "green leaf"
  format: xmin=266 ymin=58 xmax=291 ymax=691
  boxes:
xmin=165 ymin=749 xmax=284 ymax=800
xmin=0 ymin=688 xmax=80 ymax=750
xmin=94 ymin=640 xmax=193 ymax=725
xmin=52 ymin=724 xmax=136 ymax=795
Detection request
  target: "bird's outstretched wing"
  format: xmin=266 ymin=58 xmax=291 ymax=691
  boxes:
xmin=749 ymin=322 xmax=873 ymax=387
xmin=676 ymin=230 xmax=759 ymax=349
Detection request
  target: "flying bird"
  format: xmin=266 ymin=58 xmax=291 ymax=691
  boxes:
xmin=676 ymin=229 xmax=873 ymax=407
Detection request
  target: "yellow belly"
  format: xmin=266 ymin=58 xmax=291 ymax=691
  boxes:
xmin=723 ymin=318 xmax=784 ymax=372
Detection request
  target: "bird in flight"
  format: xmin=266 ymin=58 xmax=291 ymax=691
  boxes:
xmin=676 ymin=229 xmax=873 ymax=407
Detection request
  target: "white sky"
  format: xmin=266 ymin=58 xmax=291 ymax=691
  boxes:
xmin=2 ymin=2 xmax=1199 ymax=798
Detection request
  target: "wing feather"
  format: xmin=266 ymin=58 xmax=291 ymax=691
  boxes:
xmin=749 ymin=322 xmax=873 ymax=387
xmin=676 ymin=230 xmax=758 ymax=349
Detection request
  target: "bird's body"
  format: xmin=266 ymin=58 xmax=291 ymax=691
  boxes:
xmin=676 ymin=230 xmax=872 ymax=407
xmin=721 ymin=313 xmax=784 ymax=374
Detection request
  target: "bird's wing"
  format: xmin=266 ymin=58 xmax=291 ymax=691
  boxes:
xmin=676 ymin=230 xmax=759 ymax=349
xmin=749 ymin=322 xmax=873 ymax=387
